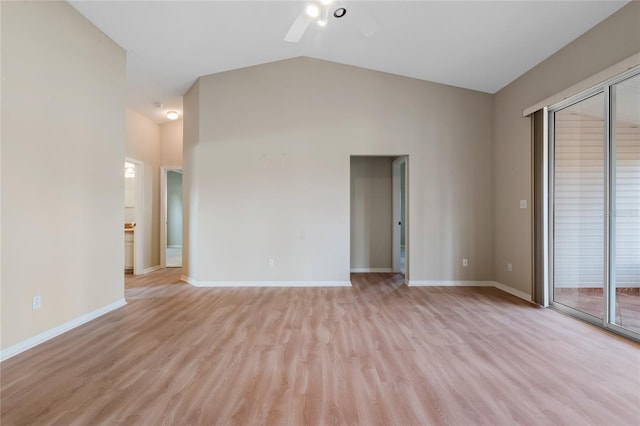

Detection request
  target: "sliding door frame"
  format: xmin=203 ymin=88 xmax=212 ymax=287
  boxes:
xmin=547 ymin=67 xmax=640 ymax=342
xmin=548 ymin=87 xmax=605 ymax=324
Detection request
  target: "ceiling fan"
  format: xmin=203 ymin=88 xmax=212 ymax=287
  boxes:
xmin=284 ymin=0 xmax=379 ymax=43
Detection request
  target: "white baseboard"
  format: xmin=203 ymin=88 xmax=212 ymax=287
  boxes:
xmin=143 ymin=265 xmax=162 ymax=274
xmin=408 ymin=280 xmax=532 ymax=303
xmin=180 ymin=275 xmax=531 ymax=301
xmin=0 ymin=298 xmax=127 ymax=362
xmin=408 ymin=280 xmax=494 ymax=287
xmin=167 ymin=245 xmax=182 ymax=249
xmin=493 ymin=281 xmax=532 ymax=302
xmin=182 ymin=276 xmax=350 ymax=287
xmin=350 ymin=268 xmax=393 ymax=273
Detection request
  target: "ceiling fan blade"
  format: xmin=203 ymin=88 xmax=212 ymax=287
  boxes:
xmin=284 ymin=13 xmax=311 ymax=43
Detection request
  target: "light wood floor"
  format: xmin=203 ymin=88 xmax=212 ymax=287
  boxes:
xmin=2 ymin=270 xmax=639 ymax=425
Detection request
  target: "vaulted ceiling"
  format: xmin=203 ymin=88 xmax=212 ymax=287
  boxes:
xmin=69 ymin=1 xmax=629 ymax=123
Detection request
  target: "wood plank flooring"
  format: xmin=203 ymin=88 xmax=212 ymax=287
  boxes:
xmin=2 ymin=270 xmax=639 ymax=425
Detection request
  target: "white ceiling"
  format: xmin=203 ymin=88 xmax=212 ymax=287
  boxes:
xmin=69 ymin=0 xmax=629 ymax=124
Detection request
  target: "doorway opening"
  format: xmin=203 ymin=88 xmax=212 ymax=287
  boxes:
xmin=350 ymin=155 xmax=408 ymax=281
xmin=392 ymin=156 xmax=407 ymax=275
xmin=124 ymin=158 xmax=144 ymax=276
xmin=161 ymin=167 xmax=183 ymax=268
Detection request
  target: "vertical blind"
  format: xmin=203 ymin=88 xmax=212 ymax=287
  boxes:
xmin=532 ymin=110 xmax=545 ymax=305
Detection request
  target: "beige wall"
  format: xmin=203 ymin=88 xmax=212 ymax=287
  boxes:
xmin=493 ymin=1 xmax=640 ymax=295
xmin=184 ymin=58 xmax=494 ymax=284
xmin=350 ymin=156 xmax=393 ymax=271
xmin=183 ymin=80 xmax=200 ymax=279
xmin=125 ymin=109 xmax=161 ymax=270
xmin=160 ymin=119 xmax=183 ymax=167
xmin=1 ymin=1 xmax=126 ymax=350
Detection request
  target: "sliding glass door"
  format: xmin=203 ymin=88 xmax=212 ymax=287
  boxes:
xmin=550 ymin=71 xmax=640 ymax=340
xmin=552 ymin=92 xmax=606 ymax=320
xmin=610 ymin=73 xmax=640 ymax=335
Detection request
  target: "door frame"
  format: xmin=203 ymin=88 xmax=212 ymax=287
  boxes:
xmin=160 ymin=166 xmax=183 ymax=268
xmin=125 ymin=157 xmax=145 ymax=276
xmin=392 ymin=156 xmax=408 ymax=279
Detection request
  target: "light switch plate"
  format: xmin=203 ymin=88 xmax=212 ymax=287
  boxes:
xmin=519 ymin=200 xmax=527 ymax=209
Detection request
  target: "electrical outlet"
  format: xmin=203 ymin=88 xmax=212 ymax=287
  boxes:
xmin=32 ymin=295 xmax=41 ymax=310
xmin=507 ymin=263 xmax=513 ymax=272
xmin=462 ymin=258 xmax=468 ymax=267
xmin=268 ymin=258 xmax=274 ymax=268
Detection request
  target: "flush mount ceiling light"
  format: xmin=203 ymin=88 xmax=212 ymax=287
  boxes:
xmin=166 ymin=111 xmax=179 ymax=120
